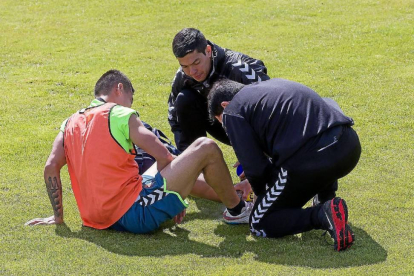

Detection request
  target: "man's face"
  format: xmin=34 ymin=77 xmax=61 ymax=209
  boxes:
xmin=177 ymin=45 xmax=212 ymax=82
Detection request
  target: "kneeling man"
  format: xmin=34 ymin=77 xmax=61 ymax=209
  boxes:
xmin=208 ymin=78 xmax=361 ymax=251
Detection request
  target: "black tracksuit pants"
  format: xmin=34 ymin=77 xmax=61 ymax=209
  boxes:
xmin=174 ymin=89 xmax=230 ymax=151
xmin=249 ymin=125 xmax=361 ymax=238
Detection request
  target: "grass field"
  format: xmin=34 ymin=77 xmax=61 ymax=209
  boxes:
xmin=1 ymin=0 xmax=413 ymax=275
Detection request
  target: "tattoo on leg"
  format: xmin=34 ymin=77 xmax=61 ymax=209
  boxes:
xmin=46 ymin=176 xmax=62 ymax=218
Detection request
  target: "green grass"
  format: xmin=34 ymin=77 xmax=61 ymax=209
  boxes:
xmin=1 ymin=0 xmax=413 ymax=275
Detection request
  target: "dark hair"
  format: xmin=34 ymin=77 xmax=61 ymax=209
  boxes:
xmin=207 ymin=79 xmax=245 ymax=120
xmin=94 ymin=69 xmax=134 ymax=97
xmin=172 ymin=28 xmax=208 ymax=58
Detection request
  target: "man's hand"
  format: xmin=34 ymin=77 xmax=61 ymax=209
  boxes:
xmin=234 ymin=179 xmax=252 ymax=201
xmin=233 ymin=161 xmax=246 ymax=181
xmin=25 ymin=215 xmax=62 ymax=226
xmin=173 ymin=209 xmax=186 ymax=224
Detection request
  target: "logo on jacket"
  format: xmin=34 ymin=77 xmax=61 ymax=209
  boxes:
xmin=232 ymin=60 xmax=262 ymax=83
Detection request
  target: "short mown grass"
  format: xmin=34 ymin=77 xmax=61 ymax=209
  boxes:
xmin=1 ymin=0 xmax=413 ymax=275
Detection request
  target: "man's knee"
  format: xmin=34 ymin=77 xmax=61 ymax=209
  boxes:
xmin=175 ymin=89 xmax=200 ymax=112
xmin=193 ymin=137 xmax=218 ymax=148
xmin=250 ymin=217 xmax=281 ymax=239
xmin=192 ymin=137 xmax=222 ymax=157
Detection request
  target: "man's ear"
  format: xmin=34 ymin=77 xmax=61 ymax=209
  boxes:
xmin=115 ymin=83 xmax=124 ymax=96
xmin=221 ymin=101 xmax=229 ymax=109
xmin=206 ymin=44 xmax=212 ymax=58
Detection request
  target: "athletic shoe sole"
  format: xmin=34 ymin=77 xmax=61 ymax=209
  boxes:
xmin=324 ymin=197 xmax=355 ymax=251
xmin=222 ymin=213 xmax=250 ymax=224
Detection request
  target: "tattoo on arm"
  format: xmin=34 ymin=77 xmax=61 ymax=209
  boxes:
xmin=46 ymin=176 xmax=63 ymax=219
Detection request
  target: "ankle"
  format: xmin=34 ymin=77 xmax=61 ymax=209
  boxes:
xmin=227 ymin=200 xmax=246 ymax=216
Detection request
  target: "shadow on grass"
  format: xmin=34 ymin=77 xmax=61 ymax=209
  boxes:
xmin=213 ymin=224 xmax=387 ymax=268
xmin=55 ymin=199 xmax=387 ymax=268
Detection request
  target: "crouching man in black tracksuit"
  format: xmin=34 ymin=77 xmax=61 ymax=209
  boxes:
xmin=168 ymin=28 xmax=270 ymax=152
xmin=208 ymin=78 xmax=361 ymax=251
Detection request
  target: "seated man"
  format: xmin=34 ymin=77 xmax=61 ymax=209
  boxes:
xmin=208 ymin=78 xmax=361 ymax=251
xmin=168 ymin=28 xmax=270 ymax=151
xmin=25 ymin=70 xmax=253 ymax=233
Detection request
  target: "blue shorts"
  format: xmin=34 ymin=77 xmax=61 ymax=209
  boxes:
xmin=110 ymin=172 xmax=188 ymax=234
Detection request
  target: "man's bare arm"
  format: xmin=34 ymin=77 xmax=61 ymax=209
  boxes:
xmin=26 ymin=132 xmax=67 ymax=226
xmin=128 ymin=114 xmax=173 ymax=172
xmin=44 ymin=173 xmax=63 ymax=223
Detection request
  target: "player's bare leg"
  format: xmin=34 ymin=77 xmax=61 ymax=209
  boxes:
xmin=160 ymin=138 xmax=240 ymax=209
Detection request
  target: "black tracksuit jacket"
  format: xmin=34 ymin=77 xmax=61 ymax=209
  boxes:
xmin=222 ymin=78 xmax=354 ymax=195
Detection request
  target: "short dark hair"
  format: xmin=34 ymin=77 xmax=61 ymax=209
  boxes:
xmin=207 ymin=79 xmax=245 ymax=120
xmin=172 ymin=28 xmax=208 ymax=58
xmin=94 ymin=69 xmax=134 ymax=97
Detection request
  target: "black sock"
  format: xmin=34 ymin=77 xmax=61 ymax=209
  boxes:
xmin=227 ymin=199 xmax=246 ymax=216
